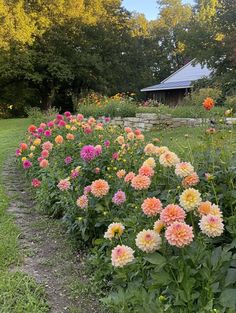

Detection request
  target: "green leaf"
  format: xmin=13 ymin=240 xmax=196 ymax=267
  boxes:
xmin=225 ymin=268 xmax=236 ymax=287
xmin=220 ymin=289 xmax=236 ymax=308
xmin=151 ymin=271 xmax=171 ymax=285
xmin=144 ymin=253 xmax=166 ymax=266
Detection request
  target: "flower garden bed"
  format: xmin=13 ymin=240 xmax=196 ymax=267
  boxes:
xmin=16 ymin=112 xmax=236 ymax=312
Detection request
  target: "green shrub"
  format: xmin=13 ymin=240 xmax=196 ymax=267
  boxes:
xmin=225 ymin=95 xmax=236 ymax=112
xmin=25 ymin=107 xmax=59 ymax=124
xmin=183 ymin=87 xmax=222 ymax=106
xmin=76 ymin=100 xmax=137 ymax=118
xmin=137 ymin=104 xmax=228 ymax=118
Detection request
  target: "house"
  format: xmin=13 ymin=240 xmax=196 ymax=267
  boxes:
xmin=141 ymin=59 xmax=212 ymax=106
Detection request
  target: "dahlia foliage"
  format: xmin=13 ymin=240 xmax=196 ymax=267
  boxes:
xmin=16 ymin=112 xmax=224 ymax=269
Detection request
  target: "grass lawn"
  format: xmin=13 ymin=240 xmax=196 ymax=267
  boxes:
xmin=0 ymin=118 xmax=49 ymax=313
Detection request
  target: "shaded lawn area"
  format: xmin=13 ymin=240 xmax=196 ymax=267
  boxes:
xmin=0 ymin=118 xmax=49 ymax=313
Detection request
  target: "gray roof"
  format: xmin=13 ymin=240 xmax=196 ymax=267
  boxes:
xmin=141 ymin=60 xmax=212 ymax=92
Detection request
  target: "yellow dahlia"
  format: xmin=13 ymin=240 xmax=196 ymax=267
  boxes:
xmin=144 ymin=143 xmax=156 ymax=155
xmin=179 ymin=188 xmax=202 ymax=212
xmin=104 ymin=223 xmax=125 ymax=240
xmin=175 ymin=162 xmax=194 ymax=178
xmin=153 ymin=220 xmax=165 ymax=234
xmin=159 ymin=151 xmax=180 ymax=167
xmin=135 ymin=229 xmax=161 ymax=253
xmin=155 ymin=146 xmax=169 ymax=156
xmin=143 ymin=157 xmax=156 ymax=169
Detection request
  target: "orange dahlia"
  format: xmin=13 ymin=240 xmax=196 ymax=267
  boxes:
xmin=131 ymin=175 xmax=151 ymax=190
xmin=91 ymin=179 xmax=109 ymax=197
xmin=138 ymin=165 xmax=154 ymax=177
xmin=182 ymin=172 xmax=200 ymax=188
xmin=203 ymin=97 xmax=214 ymax=110
xmin=142 ymin=197 xmax=162 ymax=217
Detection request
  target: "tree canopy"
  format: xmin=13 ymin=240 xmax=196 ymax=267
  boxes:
xmin=0 ymin=0 xmax=235 ymax=113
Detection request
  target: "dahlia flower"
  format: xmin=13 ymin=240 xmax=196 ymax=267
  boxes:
xmin=80 ymin=145 xmax=96 ymax=162
xmin=153 ymin=220 xmax=165 ymax=234
xmin=165 ymin=222 xmax=194 ymax=248
xmin=76 ymin=195 xmax=88 ymax=209
xmin=116 ymin=136 xmax=125 ymax=145
xmin=66 ymin=133 xmax=74 ymax=140
xmin=31 ymin=178 xmax=41 ymax=188
xmin=104 ymin=223 xmax=125 ymax=240
xmin=182 ymin=172 xmax=200 ymax=188
xmin=39 ymin=159 xmax=49 ymax=168
xmin=142 ymin=197 xmax=162 ymax=217
xmin=28 ymin=125 xmax=37 ymax=133
xmin=203 ymin=97 xmax=214 ymax=110
xmin=55 ymin=135 xmax=64 ymax=144
xmin=91 ymin=179 xmax=109 ymax=197
xmin=42 ymin=141 xmax=53 ymax=151
xmin=64 ymin=156 xmax=73 ymax=165
xmin=124 ymin=171 xmax=135 ymax=183
xmin=112 ymin=190 xmax=126 ymax=205
xmin=23 ymin=160 xmax=32 ymax=169
xmin=175 ymin=162 xmax=194 ymax=178
xmin=160 ymin=204 xmax=186 ymax=225
xmin=131 ymin=175 xmax=151 ymax=190
xmin=143 ymin=157 xmax=156 ymax=169
xmin=135 ymin=229 xmax=161 ymax=253
xmin=159 ymin=151 xmax=180 ymax=167
xmin=116 ymin=169 xmax=126 ymax=179
xmin=44 ymin=130 xmax=52 ymax=137
xmin=41 ymin=150 xmax=49 ymax=158
xmin=155 ymin=146 xmax=169 ymax=156
xmin=179 ymin=188 xmax=201 ymax=212
xmin=198 ymin=201 xmax=212 ymax=216
xmin=57 ymin=178 xmax=71 ymax=191
xmin=33 ymin=138 xmax=41 ymax=146
xmin=138 ymin=165 xmax=154 ymax=177
xmin=199 ymin=214 xmax=224 ymax=237
xmin=111 ymin=245 xmax=134 ymax=267
xmin=144 ymin=143 xmax=156 ymax=155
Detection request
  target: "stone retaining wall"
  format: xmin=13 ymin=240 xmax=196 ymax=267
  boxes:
xmin=108 ymin=113 xmax=236 ymax=132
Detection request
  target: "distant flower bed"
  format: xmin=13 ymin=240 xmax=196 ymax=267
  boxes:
xmin=16 ymin=111 xmax=236 ymax=312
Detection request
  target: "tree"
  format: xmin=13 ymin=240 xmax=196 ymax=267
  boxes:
xmin=183 ymin=0 xmax=236 ymax=95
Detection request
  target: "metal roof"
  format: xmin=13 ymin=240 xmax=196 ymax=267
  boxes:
xmin=141 ymin=80 xmax=192 ymax=92
xmin=141 ymin=60 xmax=212 ymax=92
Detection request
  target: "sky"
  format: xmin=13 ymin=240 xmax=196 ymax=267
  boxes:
xmin=122 ymin=0 xmax=194 ymax=20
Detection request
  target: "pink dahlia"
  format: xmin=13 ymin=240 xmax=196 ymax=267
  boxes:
xmin=111 ymin=245 xmax=134 ymax=267
xmin=165 ymin=222 xmax=194 ymax=247
xmin=23 ymin=160 xmax=32 ymax=169
xmin=64 ymin=156 xmax=73 ymax=165
xmin=142 ymin=197 xmax=162 ymax=217
xmin=80 ymin=145 xmax=96 ymax=162
xmin=31 ymin=178 xmax=41 ymax=188
xmin=44 ymin=130 xmax=52 ymax=137
xmin=199 ymin=214 xmax=224 ymax=237
xmin=57 ymin=179 xmax=71 ymax=191
xmin=160 ymin=204 xmax=186 ymax=225
xmin=76 ymin=195 xmax=89 ymax=209
xmin=124 ymin=172 xmax=135 ymax=183
xmin=42 ymin=141 xmax=53 ymax=151
xmin=131 ymin=175 xmax=151 ymax=190
xmin=112 ymin=190 xmax=126 ymax=205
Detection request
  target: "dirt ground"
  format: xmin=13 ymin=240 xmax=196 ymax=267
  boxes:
xmin=3 ymin=157 xmax=101 ymax=313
